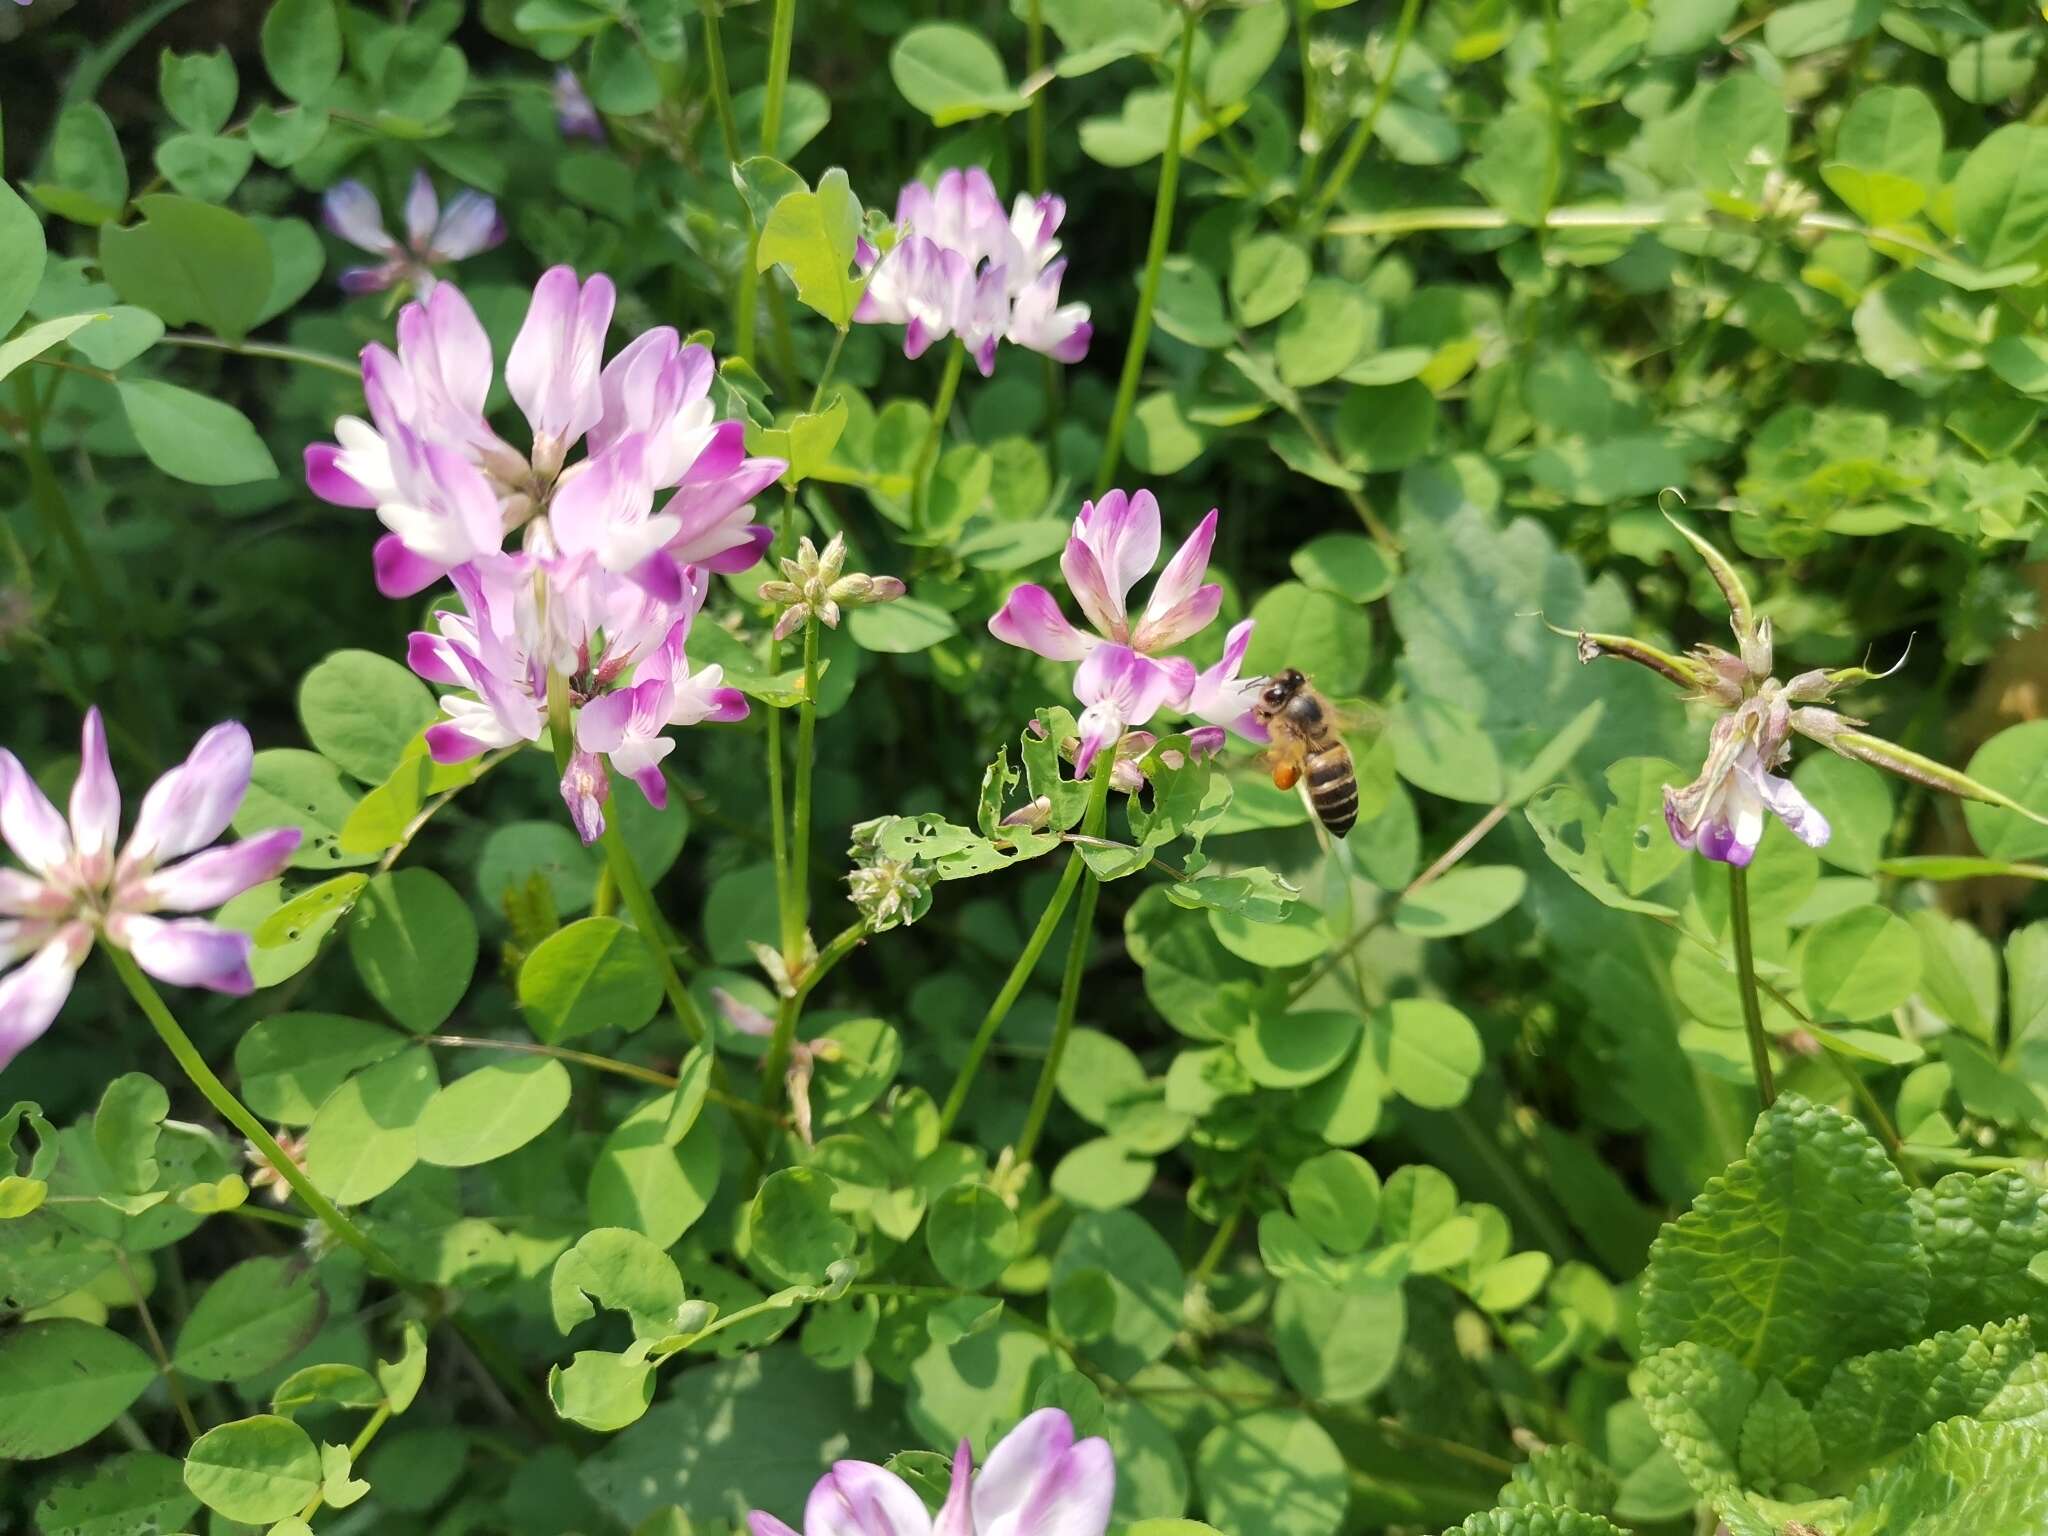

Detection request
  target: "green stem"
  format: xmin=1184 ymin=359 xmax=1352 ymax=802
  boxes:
xmin=1026 ymin=0 xmax=1048 ymax=193
xmin=1093 ymin=6 xmax=1198 ymax=498
xmin=1303 ymin=0 xmax=1422 ymax=229
xmin=115 ymin=1249 xmax=198 ymax=1441
xmin=155 ymin=333 xmax=358 ymax=377
xmin=760 ymin=0 xmax=797 ymax=155
xmin=910 ymin=344 xmax=966 ymax=535
xmin=599 ymin=821 xmax=710 ymax=1052
xmin=1728 ymin=864 xmax=1777 ymax=1110
xmin=1014 ymin=752 xmax=1116 ymax=1164
xmin=759 ymin=920 xmax=868 ymax=1112
xmin=810 ymin=327 xmax=849 ymax=413
xmin=105 ymin=947 xmax=414 ymax=1285
xmin=14 ymin=374 xmax=118 ymax=641
xmin=769 ymin=696 xmax=796 ymax=956
xmin=936 ymin=848 xmax=1090 ymax=1137
xmin=698 ymin=0 xmax=756 ymax=363
xmin=790 ymin=616 xmax=820 ymax=950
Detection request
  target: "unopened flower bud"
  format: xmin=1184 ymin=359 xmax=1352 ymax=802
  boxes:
xmin=999 ymin=795 xmax=1054 ymax=831
xmin=762 ymin=534 xmax=908 ymax=638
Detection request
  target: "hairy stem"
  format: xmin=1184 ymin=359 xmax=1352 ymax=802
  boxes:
xmin=910 ymin=344 xmax=966 ymax=535
xmin=107 ymin=948 xmax=414 ymax=1286
xmin=1094 ymin=6 xmax=1198 ymax=497
xmin=1014 ymin=753 xmax=1117 ymax=1163
xmin=1728 ymin=864 xmax=1777 ymax=1109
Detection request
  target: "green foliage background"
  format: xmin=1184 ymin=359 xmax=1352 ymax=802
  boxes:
xmin=2 ymin=0 xmax=2048 ymax=1532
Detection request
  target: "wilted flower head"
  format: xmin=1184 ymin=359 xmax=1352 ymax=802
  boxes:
xmin=989 ymin=492 xmax=1261 ymax=775
xmin=758 ymin=534 xmax=908 ymax=642
xmin=846 ymin=819 xmax=935 ymax=933
xmin=747 ymin=1408 xmax=1113 ymax=1536
xmin=323 ymin=171 xmax=504 ymax=296
xmin=855 ymin=167 xmax=1091 ymax=377
xmin=246 ymin=1128 xmax=310 ymax=1204
xmin=0 ymin=710 xmax=301 ymax=1071
xmin=1568 ymin=513 xmax=2048 ymax=867
xmin=553 ymin=68 xmax=604 ymax=141
xmin=306 ymin=266 xmax=784 ymax=600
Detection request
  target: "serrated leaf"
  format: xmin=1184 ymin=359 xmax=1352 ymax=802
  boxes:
xmin=1912 ymin=1170 xmax=2048 ymax=1336
xmin=1631 ymin=1342 xmax=1756 ymax=1498
xmin=1814 ymin=1318 xmax=2036 ymax=1470
xmin=1843 ymin=1418 xmax=2048 ymax=1535
xmin=1640 ymin=1095 xmax=1929 ymax=1397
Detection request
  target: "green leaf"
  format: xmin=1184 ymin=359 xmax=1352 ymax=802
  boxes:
xmin=1639 ymin=1095 xmax=1929 ymax=1396
xmin=1912 ymin=1170 xmax=2048 ymax=1336
xmin=92 ymin=1072 xmax=167 ymax=1194
xmin=1763 ymin=0 xmax=1878 ymax=56
xmin=347 ymin=868 xmax=478 ymax=1032
xmin=1814 ymin=1318 xmax=2035 ymax=1468
xmin=297 ymin=650 xmax=442 ymax=785
xmin=756 ymin=169 xmax=865 ymax=327
xmin=518 ymin=916 xmax=664 ymax=1043
xmin=1443 ymin=1508 xmax=1631 ymax=1536
xmin=235 ymin=1013 xmax=407 ymax=1125
xmin=99 ymin=195 xmax=273 ymax=340
xmin=1467 ymin=107 xmax=1562 ymax=227
xmin=1335 ymin=381 xmax=1440 ymax=472
xmin=303 ymin=1047 xmax=439 ymax=1204
xmin=160 ymin=48 xmax=238 ymax=136
xmin=1050 ymin=1137 xmax=1156 ymax=1210
xmin=748 ymin=1167 xmax=855 ymax=1284
xmin=1290 ymin=533 xmax=1395 ymax=603
xmin=1498 ymin=1444 xmax=1619 ymax=1515
xmin=116 ymin=379 xmax=277 ymax=486
xmin=551 ymin=1226 xmax=686 ymax=1341
xmin=376 ymin=1320 xmax=428 ymax=1412
xmin=1041 ymin=0 xmax=1176 ymax=75
xmin=415 ymin=1056 xmax=573 ymax=1167
xmin=1241 ymin=582 xmax=1371 ymax=695
xmin=1276 ymin=279 xmax=1373 ymax=387
xmin=587 ymin=1091 xmax=722 ymax=1247
xmin=1793 ymin=753 xmax=1894 ymax=876
xmin=67 ymin=305 xmax=163 ymax=370
xmin=32 ymin=105 xmax=128 ymax=225
xmin=1229 ymin=235 xmax=1310 ymax=327
xmin=1274 ymin=1279 xmax=1404 ymax=1402
xmin=1052 ymin=1211 xmax=1182 ymax=1379
xmin=234 ymin=749 xmax=374 ymax=871
xmin=0 ymin=187 xmax=48 ymax=353
xmin=550 ymin=1350 xmax=656 ymax=1432
xmin=926 ymin=1183 xmax=1019 ymax=1290
xmin=1395 ymin=865 xmax=1525 ymax=936
xmin=1152 ymin=256 xmax=1234 ymax=348
xmin=1196 ymin=1410 xmax=1348 ymax=1536
xmin=0 ymin=1321 xmax=158 ymax=1460
xmin=1962 ymin=721 xmax=2048 ymax=861
xmin=847 ymin=596 xmax=960 ymax=654
xmin=182 ymin=1415 xmax=323 ymax=1524
xmin=262 ymin=0 xmax=343 ymax=101
xmin=1843 ymin=1418 xmax=2048 ymax=1535
xmin=1800 ymin=906 xmax=1922 ymax=1021
xmin=248 ymin=103 xmax=330 ymax=168
xmin=31 ymin=1451 xmax=199 ymax=1536
xmin=271 ymin=1363 xmax=385 ymax=1413
xmin=172 ymin=1256 xmax=328 ymax=1382
xmin=0 ymin=312 xmax=106 ymax=388
xmin=1371 ymin=999 xmax=1483 ymax=1109
xmin=889 ymin=25 xmax=1026 ymax=123
xmin=1631 ymin=1341 xmax=1756 ymax=1498
xmin=1954 ymin=125 xmax=2048 ymax=270
xmin=1238 ymin=1008 xmax=1360 ymax=1089
xmin=1288 ymin=1149 xmax=1381 ymax=1253
xmin=1737 ymin=1376 xmax=1822 ymax=1491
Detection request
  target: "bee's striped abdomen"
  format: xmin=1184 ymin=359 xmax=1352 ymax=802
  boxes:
xmin=1305 ymin=744 xmax=1358 ymax=838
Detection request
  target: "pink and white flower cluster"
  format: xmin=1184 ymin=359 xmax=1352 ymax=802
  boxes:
xmin=1 ymin=711 xmax=300 ymax=1071
xmin=856 ymin=168 xmax=1092 ymax=378
xmin=989 ymin=489 xmax=1266 ymax=785
xmin=323 ymin=171 xmax=505 ymax=296
xmin=307 ymin=267 xmax=786 ymax=842
xmin=749 ymin=1408 xmax=1113 ymax=1536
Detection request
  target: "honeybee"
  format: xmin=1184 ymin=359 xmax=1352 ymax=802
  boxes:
xmin=1254 ymin=669 xmax=1358 ymax=838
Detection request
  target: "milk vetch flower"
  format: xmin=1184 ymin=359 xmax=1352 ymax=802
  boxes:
xmin=0 ymin=710 xmax=300 ymax=1071
xmin=323 ymin=170 xmax=504 ymax=296
xmin=1566 ymin=513 xmax=2048 ymax=867
xmin=747 ymin=1408 xmax=1113 ymax=1536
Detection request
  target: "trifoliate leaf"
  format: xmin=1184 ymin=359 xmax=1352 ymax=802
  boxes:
xmin=1639 ymin=1095 xmax=1929 ymax=1396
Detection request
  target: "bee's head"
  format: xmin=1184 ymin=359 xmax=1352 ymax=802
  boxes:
xmin=1257 ymin=669 xmax=1306 ymax=713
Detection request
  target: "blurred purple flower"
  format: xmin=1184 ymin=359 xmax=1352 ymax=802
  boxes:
xmin=989 ymin=490 xmax=1260 ymax=775
xmin=324 ymin=170 xmax=505 ymax=296
xmin=0 ymin=710 xmax=300 ymax=1071
xmin=747 ymin=1408 xmax=1114 ymax=1536
xmin=855 ymin=167 xmax=1091 ymax=377
xmin=554 ymin=68 xmax=604 ymax=141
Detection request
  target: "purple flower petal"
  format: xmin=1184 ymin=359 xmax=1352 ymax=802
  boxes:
xmin=0 ymin=924 xmax=91 ymax=1072
xmin=805 ymin=1461 xmax=934 ymax=1536
xmin=746 ymin=1516 xmax=800 ymax=1536
xmin=69 ymin=708 xmax=120 ymax=881
xmin=0 ymin=748 xmax=73 ymax=879
xmin=323 ymin=180 xmax=397 ymax=255
xmin=123 ymin=722 xmax=253 ymax=872
xmin=508 ymin=265 xmax=616 ymax=467
xmin=430 ymin=189 xmax=506 ymax=262
xmin=338 ymin=262 xmax=402 ymax=295
xmin=115 ymin=915 xmax=255 ymax=994
xmin=974 ymin=1408 xmax=1077 ymax=1522
xmin=989 ymin=584 xmax=1096 ymax=662
xmin=1756 ymin=766 xmax=1832 ymax=850
xmin=305 ymin=442 xmax=381 ymax=508
xmin=374 ymin=536 xmax=450 ymax=599
xmin=560 ymin=749 xmax=611 ymax=845
xmin=1135 ymin=508 xmax=1219 ymax=648
xmin=136 ymin=829 xmax=301 ymax=913
xmin=403 ymin=169 xmax=440 ymax=253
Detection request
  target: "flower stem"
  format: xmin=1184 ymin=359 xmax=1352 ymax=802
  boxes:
xmin=1014 ymin=752 xmax=1117 ymax=1165
xmin=697 ymin=0 xmax=757 ymax=364
xmin=790 ymin=615 xmax=821 ymax=951
xmin=155 ymin=332 xmax=359 ymax=377
xmin=1093 ymin=5 xmax=1197 ymax=499
xmin=1026 ymin=0 xmax=1048 ymax=194
xmin=105 ymin=947 xmax=413 ymax=1285
xmin=910 ymin=344 xmax=966 ymax=535
xmin=598 ymin=820 xmax=708 ymax=1052
xmin=1302 ymin=0 xmax=1422 ymax=229
xmin=936 ymin=850 xmax=1088 ymax=1138
xmin=1728 ymin=864 xmax=1777 ymax=1110
xmin=760 ymin=0 xmax=797 ymax=155
xmin=769 ymin=703 xmax=796 ymax=957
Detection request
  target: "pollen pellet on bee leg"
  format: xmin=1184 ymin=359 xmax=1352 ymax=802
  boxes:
xmin=1273 ymin=762 xmax=1301 ymax=791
